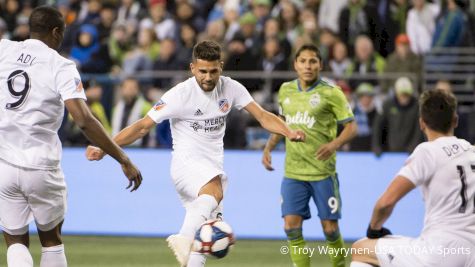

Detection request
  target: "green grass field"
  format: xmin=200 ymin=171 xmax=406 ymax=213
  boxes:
xmin=0 ymin=235 xmax=353 ymax=266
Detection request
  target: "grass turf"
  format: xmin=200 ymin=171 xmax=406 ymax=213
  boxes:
xmin=0 ymin=235 xmax=353 ymax=266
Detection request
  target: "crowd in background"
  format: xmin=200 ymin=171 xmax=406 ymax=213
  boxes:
xmin=1 ymin=0 xmax=475 ymax=153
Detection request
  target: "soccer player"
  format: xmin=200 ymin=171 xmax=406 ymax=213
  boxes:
xmin=0 ymin=6 xmax=142 ymax=267
xmin=262 ymin=44 xmax=357 ymax=267
xmin=350 ymin=89 xmax=475 ymax=267
xmin=86 ymin=40 xmax=305 ymax=267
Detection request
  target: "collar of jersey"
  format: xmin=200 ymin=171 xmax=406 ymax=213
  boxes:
xmin=297 ymin=78 xmax=321 ymax=92
xmin=25 ymin=39 xmax=49 ymax=48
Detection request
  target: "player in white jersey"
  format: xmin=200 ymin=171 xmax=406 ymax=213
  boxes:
xmin=86 ymin=40 xmax=306 ymax=267
xmin=0 ymin=6 xmax=142 ymax=267
xmin=350 ymin=89 xmax=475 ymax=267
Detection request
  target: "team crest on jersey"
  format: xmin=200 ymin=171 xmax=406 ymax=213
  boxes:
xmin=153 ymin=99 xmax=166 ymax=111
xmin=309 ymin=93 xmax=320 ymax=107
xmin=218 ymin=99 xmax=229 ymax=113
xmin=74 ymin=78 xmax=83 ymax=92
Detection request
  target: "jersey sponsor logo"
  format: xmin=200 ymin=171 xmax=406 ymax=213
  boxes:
xmin=153 ymin=99 xmax=166 ymax=111
xmin=218 ymin=99 xmax=229 ymax=113
xmin=74 ymin=78 xmax=83 ymax=92
xmin=190 ymin=121 xmax=203 ymax=131
xmin=285 ymin=111 xmax=316 ymax=128
xmin=194 ymin=109 xmax=204 ymax=116
xmin=309 ymin=94 xmax=320 ymax=107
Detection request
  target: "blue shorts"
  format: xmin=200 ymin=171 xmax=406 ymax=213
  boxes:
xmin=281 ymin=175 xmax=341 ymax=220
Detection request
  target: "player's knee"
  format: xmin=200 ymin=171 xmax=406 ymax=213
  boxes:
xmin=322 ymin=221 xmax=339 ymax=239
xmin=38 ymin=225 xmax=63 ymax=247
xmin=284 ymin=216 xmax=303 ymax=229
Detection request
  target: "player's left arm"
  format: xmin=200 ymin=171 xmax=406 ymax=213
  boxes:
xmin=316 ymin=87 xmax=357 ymax=160
xmin=244 ymin=101 xmax=305 ymax=142
xmin=367 ymin=175 xmax=415 ymax=238
xmin=316 ymin=120 xmax=357 ymax=160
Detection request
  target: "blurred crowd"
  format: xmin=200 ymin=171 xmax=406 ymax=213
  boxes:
xmin=1 ymin=0 xmax=475 ymax=153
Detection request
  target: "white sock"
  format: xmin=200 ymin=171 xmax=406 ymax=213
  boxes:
xmin=179 ymin=194 xmax=218 ymax=238
xmin=40 ymin=244 xmax=67 ymax=267
xmin=7 ymin=243 xmax=33 ymax=267
xmin=350 ymin=262 xmax=373 ymax=267
xmin=187 ymin=251 xmax=207 ymax=267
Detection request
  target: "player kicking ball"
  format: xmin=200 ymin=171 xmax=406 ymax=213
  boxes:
xmin=86 ymin=40 xmax=305 ymax=267
xmin=350 ymin=89 xmax=475 ymax=267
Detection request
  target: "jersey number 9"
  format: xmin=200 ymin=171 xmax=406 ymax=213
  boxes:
xmin=6 ymin=70 xmax=30 ymax=110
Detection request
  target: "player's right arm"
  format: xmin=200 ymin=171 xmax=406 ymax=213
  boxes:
xmin=65 ymin=98 xmax=142 ymax=191
xmin=262 ymin=132 xmax=284 ymax=171
xmin=85 ymin=115 xmax=156 ymax=160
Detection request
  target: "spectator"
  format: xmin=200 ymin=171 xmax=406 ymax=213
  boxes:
xmin=258 ymin=37 xmax=289 ymax=95
xmin=346 ymin=35 xmax=386 ymax=88
xmin=318 ymin=0 xmax=348 ymax=34
xmin=176 ymin=24 xmax=198 ymax=65
xmin=116 ymin=0 xmax=145 ymax=28
xmin=197 ymin=18 xmax=225 ymax=44
xmin=339 ymin=0 xmax=377 ymax=54
xmin=406 ymin=0 xmax=440 ymax=55
xmin=278 ymin=0 xmax=301 ymax=45
xmin=350 ymin=83 xmax=379 ymax=151
xmin=234 ymin=12 xmax=261 ymax=57
xmin=62 ymin=81 xmax=111 ymax=146
xmin=330 ymin=41 xmax=351 ymax=77
xmin=108 ymin=23 xmax=134 ymax=70
xmin=382 ymin=34 xmax=422 ymax=92
xmin=122 ymin=27 xmax=160 ymax=75
xmin=2 ymin=0 xmax=21 ymax=34
xmin=261 ymin=17 xmax=292 ymax=59
xmin=372 ymin=77 xmax=422 ymax=155
xmin=250 ymin=0 xmax=272 ymax=34
xmin=175 ymin=1 xmax=206 ymax=33
xmin=78 ymin=0 xmax=102 ymax=25
xmin=222 ymin=1 xmax=241 ymax=43
xmin=224 ymin=34 xmax=260 ymax=92
xmin=432 ymin=0 xmax=467 ymax=47
xmin=70 ymin=24 xmax=112 ymax=73
xmin=319 ymin=28 xmax=339 ymax=70
xmin=153 ymin=38 xmax=184 ymax=89
xmin=11 ymin=16 xmax=29 ymax=41
xmin=140 ymin=0 xmax=176 ymax=41
xmin=112 ymin=78 xmax=152 ymax=147
xmin=368 ymin=0 xmax=410 ymax=57
xmin=96 ymin=4 xmax=116 ymax=44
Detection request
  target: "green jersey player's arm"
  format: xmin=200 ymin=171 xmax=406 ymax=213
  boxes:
xmin=369 ymin=175 xmax=415 ymax=230
xmin=316 ymin=120 xmax=358 ymax=160
xmin=244 ymin=101 xmax=304 ymax=141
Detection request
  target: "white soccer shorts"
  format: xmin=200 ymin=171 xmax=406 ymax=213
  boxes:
xmin=376 ymin=235 xmax=474 ymax=267
xmin=0 ymin=159 xmax=67 ymax=235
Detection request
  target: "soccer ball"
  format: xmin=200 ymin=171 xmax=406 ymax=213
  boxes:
xmin=193 ymin=219 xmax=235 ymax=258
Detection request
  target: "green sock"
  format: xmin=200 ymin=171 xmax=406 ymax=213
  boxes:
xmin=326 ymin=232 xmax=346 ymax=267
xmin=285 ymin=228 xmax=310 ymax=267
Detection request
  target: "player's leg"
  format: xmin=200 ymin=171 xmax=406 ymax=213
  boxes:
xmin=25 ymin=168 xmax=67 ymax=267
xmin=350 ymin=238 xmax=379 ymax=266
xmin=168 ymin=175 xmax=222 ymax=266
xmin=37 ymin=221 xmax=66 ymax=267
xmin=311 ymin=175 xmax=345 ymax=267
xmin=3 ymin=230 xmax=34 ymax=267
xmin=0 ymin=160 xmax=34 ymax=267
xmin=282 ymin=178 xmax=312 ymax=267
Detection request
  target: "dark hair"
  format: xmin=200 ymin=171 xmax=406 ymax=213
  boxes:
xmin=295 ymin=44 xmax=322 ymax=61
xmin=419 ymin=89 xmax=457 ymax=133
xmin=29 ymin=6 xmax=64 ymax=34
xmin=192 ymin=40 xmax=221 ymax=62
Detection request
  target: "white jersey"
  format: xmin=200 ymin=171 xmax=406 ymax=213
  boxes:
xmin=0 ymin=39 xmax=86 ymax=170
xmin=398 ymin=136 xmax=475 ymax=243
xmin=147 ymin=76 xmax=253 ymax=170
